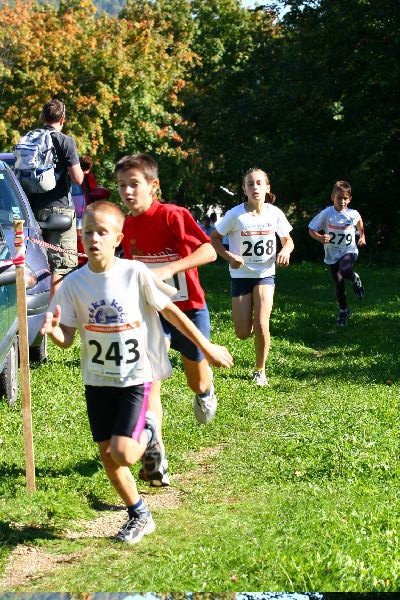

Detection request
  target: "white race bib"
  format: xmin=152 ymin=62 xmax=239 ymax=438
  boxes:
xmin=240 ymin=229 xmax=276 ymax=263
xmin=327 ymin=224 xmax=355 ymax=248
xmin=139 ymin=255 xmax=189 ymax=301
xmin=85 ymin=322 xmax=143 ymax=378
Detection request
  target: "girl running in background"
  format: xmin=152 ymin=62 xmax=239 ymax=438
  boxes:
xmin=211 ymin=168 xmax=294 ymax=387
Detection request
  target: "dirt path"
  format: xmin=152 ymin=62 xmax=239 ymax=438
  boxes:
xmin=0 ymin=447 xmax=221 ymax=591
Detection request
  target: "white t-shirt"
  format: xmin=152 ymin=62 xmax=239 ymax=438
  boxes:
xmin=49 ymin=258 xmax=175 ymax=387
xmin=216 ymin=203 xmax=293 ymax=278
xmin=308 ymin=206 xmax=361 ymax=265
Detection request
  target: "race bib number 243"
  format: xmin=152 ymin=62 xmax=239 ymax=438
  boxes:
xmin=85 ymin=322 xmax=143 ymax=378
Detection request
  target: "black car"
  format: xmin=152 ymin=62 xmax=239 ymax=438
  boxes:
xmin=0 ymin=158 xmax=51 ymax=368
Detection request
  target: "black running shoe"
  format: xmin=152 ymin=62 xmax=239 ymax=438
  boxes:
xmin=141 ymin=412 xmax=163 ymax=481
xmin=138 ymin=457 xmax=170 ymax=487
xmin=336 ymin=307 xmax=351 ymax=326
xmin=352 ymin=272 xmax=364 ymax=299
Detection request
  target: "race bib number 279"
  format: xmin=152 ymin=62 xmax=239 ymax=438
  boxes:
xmin=327 ymin=225 xmax=355 ymax=248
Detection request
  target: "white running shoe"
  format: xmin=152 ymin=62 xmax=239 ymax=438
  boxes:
xmin=193 ymin=367 xmax=217 ymax=424
xmin=114 ymin=510 xmax=155 ymax=544
xmin=253 ymin=370 xmax=269 ymax=386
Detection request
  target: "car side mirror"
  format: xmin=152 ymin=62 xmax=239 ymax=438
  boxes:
xmin=0 ymin=262 xmax=16 ymax=285
xmin=37 ymin=213 xmax=73 ymax=232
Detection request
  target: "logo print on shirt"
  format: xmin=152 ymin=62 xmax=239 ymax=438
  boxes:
xmin=88 ymin=299 xmax=128 ymax=324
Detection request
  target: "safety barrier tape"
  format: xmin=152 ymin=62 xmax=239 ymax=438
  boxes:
xmin=27 ymin=236 xmax=87 ymax=258
xmin=1 ymin=235 xmax=86 ymax=268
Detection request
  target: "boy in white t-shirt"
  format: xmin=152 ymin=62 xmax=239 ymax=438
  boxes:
xmin=40 ymin=201 xmax=233 ymax=545
xmin=309 ymin=180 xmax=366 ymax=326
xmin=211 ymin=167 xmax=294 ymax=387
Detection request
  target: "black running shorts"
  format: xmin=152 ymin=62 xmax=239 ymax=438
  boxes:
xmin=85 ymin=383 xmax=151 ymax=442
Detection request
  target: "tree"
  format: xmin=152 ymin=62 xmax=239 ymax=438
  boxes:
xmin=176 ymin=0 xmax=280 ymax=211
xmin=0 ymin=0 xmax=196 ymax=194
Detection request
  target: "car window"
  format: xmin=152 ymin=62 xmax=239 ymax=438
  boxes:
xmin=0 ymin=224 xmax=10 ymax=258
xmin=0 ymin=171 xmax=29 ymax=225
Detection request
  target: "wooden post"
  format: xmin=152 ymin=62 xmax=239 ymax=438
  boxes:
xmin=13 ymin=219 xmax=36 ymax=492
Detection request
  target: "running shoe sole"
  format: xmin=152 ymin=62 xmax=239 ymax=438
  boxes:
xmin=138 ymin=460 xmax=170 ymax=487
xmin=142 ymin=413 xmax=163 ymax=480
xmin=352 ymin=273 xmax=364 ymax=299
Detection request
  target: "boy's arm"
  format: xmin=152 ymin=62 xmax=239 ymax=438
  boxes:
xmin=210 ymin=229 xmax=244 ymax=269
xmin=151 ymin=242 xmax=216 ymax=280
xmin=40 ymin=304 xmax=76 ymax=348
xmin=160 ymin=302 xmax=233 ymax=368
xmin=356 ymin=217 xmax=366 ymax=246
xmin=276 ymin=234 xmax=294 ymax=266
xmin=309 ymin=228 xmax=330 ymax=244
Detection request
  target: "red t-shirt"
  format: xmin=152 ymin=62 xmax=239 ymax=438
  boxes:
xmin=122 ymin=201 xmax=211 ymax=311
xmin=83 ymin=171 xmax=98 ymax=204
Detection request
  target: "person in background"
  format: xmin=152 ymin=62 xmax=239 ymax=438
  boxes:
xmin=211 ymin=167 xmax=294 ymax=387
xmin=73 ymin=155 xmax=110 ymax=265
xmin=79 ymin=155 xmax=98 ymax=205
xmin=200 ymin=215 xmax=213 ymax=236
xmin=308 ymin=180 xmax=366 ymax=326
xmin=28 ymin=99 xmax=84 ymax=298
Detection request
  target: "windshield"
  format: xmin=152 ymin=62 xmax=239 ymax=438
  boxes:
xmin=0 ymin=171 xmax=30 ymax=225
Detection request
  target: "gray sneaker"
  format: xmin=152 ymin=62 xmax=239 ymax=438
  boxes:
xmin=142 ymin=412 xmax=163 ymax=481
xmin=193 ymin=367 xmax=217 ymax=424
xmin=114 ymin=510 xmax=155 ymax=544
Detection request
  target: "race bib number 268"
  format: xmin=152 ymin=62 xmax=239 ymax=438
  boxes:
xmin=240 ymin=230 xmax=276 ymax=263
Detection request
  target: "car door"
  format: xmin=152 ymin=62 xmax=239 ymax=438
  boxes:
xmin=0 ymin=224 xmax=18 ymax=404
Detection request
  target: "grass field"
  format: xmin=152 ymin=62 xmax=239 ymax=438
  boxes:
xmin=0 ymin=260 xmax=399 ymax=592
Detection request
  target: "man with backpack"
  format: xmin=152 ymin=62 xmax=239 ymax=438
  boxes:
xmin=15 ymin=99 xmax=84 ymax=297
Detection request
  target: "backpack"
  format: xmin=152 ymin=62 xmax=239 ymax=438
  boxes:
xmin=14 ymin=128 xmax=58 ymax=194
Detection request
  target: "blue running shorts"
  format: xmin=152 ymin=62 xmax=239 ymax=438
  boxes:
xmin=231 ymin=276 xmax=275 ymax=297
xmin=159 ymin=305 xmax=210 ymax=362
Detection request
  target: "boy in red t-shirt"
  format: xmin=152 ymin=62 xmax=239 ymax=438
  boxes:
xmin=115 ymin=154 xmax=218 ymax=486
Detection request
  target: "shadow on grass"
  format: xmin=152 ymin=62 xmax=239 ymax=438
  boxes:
xmin=270 ymin=265 xmax=400 ymax=385
xmin=0 ymin=463 xmax=25 ymax=479
xmin=0 ymin=459 xmax=103 ymax=499
xmin=85 ymin=496 xmax=125 ymax=512
xmin=200 ymin=262 xmax=400 ymax=385
xmin=0 ymin=520 xmax=60 ymax=549
xmin=54 ymin=358 xmax=81 ymax=369
xmin=35 ymin=457 xmax=102 ymax=479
